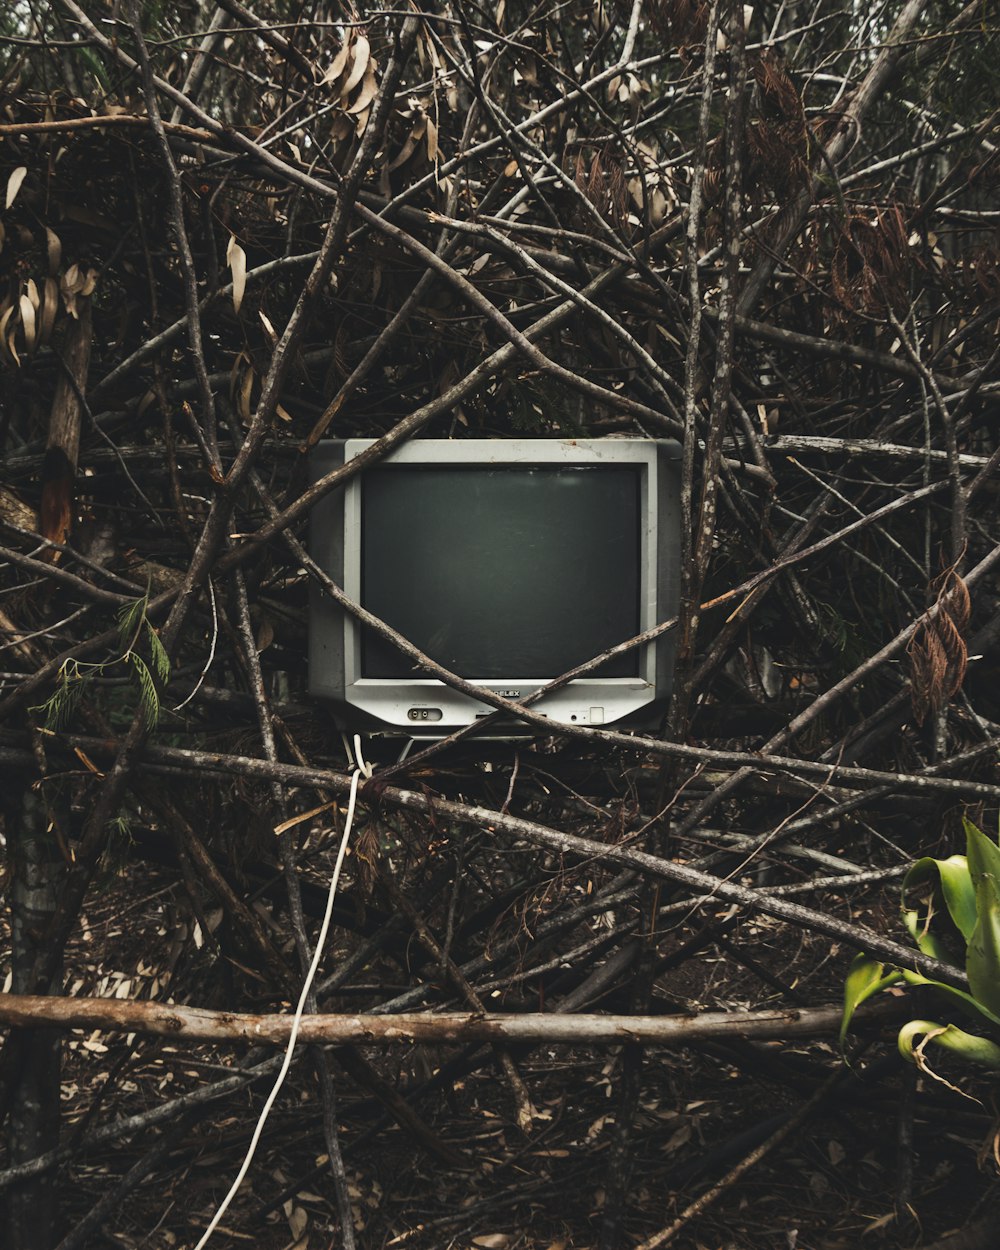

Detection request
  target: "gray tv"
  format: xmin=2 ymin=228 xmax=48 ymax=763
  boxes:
xmin=308 ymin=438 xmax=682 ymax=737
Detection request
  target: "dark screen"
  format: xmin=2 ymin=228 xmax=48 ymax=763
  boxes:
xmin=360 ymin=466 xmax=641 ymax=679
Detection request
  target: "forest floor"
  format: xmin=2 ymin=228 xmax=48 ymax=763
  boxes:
xmin=5 ymin=853 xmax=999 ymax=1250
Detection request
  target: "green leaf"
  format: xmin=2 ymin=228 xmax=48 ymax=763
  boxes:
xmin=901 ymin=853 xmax=975 ymax=954
xmin=117 ymin=595 xmax=148 ymax=650
xmin=967 ymin=881 xmax=1000 ymax=1017
xmin=899 ymin=970 xmax=1000 ymax=1027
xmin=146 ymin=622 xmax=171 ymax=684
xmin=964 ymin=820 xmax=1000 ymax=1017
xmin=32 ymin=658 xmax=89 ymax=731
xmin=901 ymin=907 xmax=957 ymax=963
xmin=844 ymin=822 xmax=1000 ymax=1079
xmin=965 ymin=818 xmax=1000 ymax=895
xmin=898 ymin=1019 xmax=1000 ymax=1070
xmin=77 ymin=46 xmax=110 ymax=91
xmin=840 ymin=953 xmax=902 ymax=1045
xmin=127 ymin=653 xmax=160 ymax=726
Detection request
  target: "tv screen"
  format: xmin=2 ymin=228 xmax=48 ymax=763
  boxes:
xmin=308 ymin=439 xmax=681 ymax=737
xmin=360 ymin=466 xmax=640 ymax=680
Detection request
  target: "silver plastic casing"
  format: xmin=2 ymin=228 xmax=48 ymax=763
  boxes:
xmin=308 ymin=438 xmax=682 ymax=737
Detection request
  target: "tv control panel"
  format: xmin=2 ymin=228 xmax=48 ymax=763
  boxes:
xmin=407 ymin=707 xmax=443 ymax=722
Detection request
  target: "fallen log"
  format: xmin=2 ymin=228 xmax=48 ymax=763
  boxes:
xmin=0 ymin=994 xmax=907 ymax=1046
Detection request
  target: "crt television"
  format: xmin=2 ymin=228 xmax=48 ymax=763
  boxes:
xmin=308 ymin=438 xmax=682 ymax=736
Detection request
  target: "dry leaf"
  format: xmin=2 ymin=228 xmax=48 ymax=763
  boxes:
xmin=322 ymin=41 xmax=351 ymax=86
xmin=273 ymin=801 xmax=336 ymax=837
xmin=40 ymin=276 xmax=59 ymax=346
xmin=284 ymin=1200 xmax=308 ymax=1240
xmin=238 ymin=365 xmax=254 ymax=424
xmin=388 ymin=117 xmax=427 ymax=171
xmin=342 ymin=36 xmax=371 ymax=95
xmin=6 ymin=166 xmax=27 ymax=209
xmin=59 ymin=262 xmax=96 ymax=307
xmin=45 ymin=227 xmax=62 ymax=275
xmin=663 ymin=1122 xmax=693 ymax=1154
xmin=0 ymin=302 xmax=18 ymax=366
xmin=347 ymin=64 xmax=379 ymax=115
xmin=226 ymin=234 xmax=247 ymax=314
xmin=19 ymin=291 xmax=36 ymax=354
xmin=909 ymin=566 xmax=971 ymax=724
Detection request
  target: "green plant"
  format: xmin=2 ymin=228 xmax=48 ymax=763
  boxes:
xmin=33 ymin=591 xmax=170 ymax=730
xmin=841 ymin=818 xmax=1000 ymax=1078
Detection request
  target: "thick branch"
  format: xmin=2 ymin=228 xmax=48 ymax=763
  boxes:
xmin=0 ymin=996 xmax=907 ymax=1046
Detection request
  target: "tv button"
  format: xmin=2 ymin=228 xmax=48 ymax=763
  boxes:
xmin=408 ymin=707 xmax=442 ymax=721
xmin=589 ymin=707 xmax=605 ymax=724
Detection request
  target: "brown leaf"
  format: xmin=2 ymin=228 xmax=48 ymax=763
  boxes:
xmin=388 ymin=117 xmax=426 ymax=171
xmin=39 ymin=276 xmax=59 ymax=346
xmin=342 ymin=35 xmax=371 ymax=96
xmin=754 ymin=49 xmax=803 ymax=124
xmin=939 ymin=566 xmax=971 ymax=631
xmin=347 ymin=64 xmax=379 ymax=115
xmin=45 ymin=227 xmax=62 ymax=276
xmin=333 ymin=318 xmax=351 ymax=379
xmin=578 ymin=146 xmax=629 ymax=228
xmin=19 ymin=290 xmax=37 ymax=354
xmin=255 ymin=615 xmax=275 ymax=653
xmin=908 ymin=568 xmax=971 ymax=724
xmin=0 ymin=302 xmax=18 ymax=367
xmin=354 ymin=823 xmax=380 ymax=897
xmin=226 ymin=234 xmax=247 ymax=314
xmin=5 ymin=166 xmax=27 ymax=209
xmin=322 ymin=41 xmax=352 ymax=88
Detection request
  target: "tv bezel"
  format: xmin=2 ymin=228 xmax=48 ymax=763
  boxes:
xmin=308 ymin=438 xmax=681 ymax=737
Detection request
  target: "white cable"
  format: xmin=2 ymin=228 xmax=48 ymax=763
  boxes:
xmin=192 ymin=736 xmax=373 ymax=1250
xmin=173 ymin=580 xmax=219 ymax=711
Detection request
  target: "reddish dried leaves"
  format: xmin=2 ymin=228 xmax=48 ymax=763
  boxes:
xmin=909 ymin=568 xmax=971 ymax=725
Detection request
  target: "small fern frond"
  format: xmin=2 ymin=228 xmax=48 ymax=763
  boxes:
xmin=146 ymin=623 xmax=171 ymax=683
xmin=32 ymin=659 xmax=89 ymax=730
xmin=126 ymin=652 xmax=160 ymax=725
xmin=117 ymin=595 xmax=147 ymax=650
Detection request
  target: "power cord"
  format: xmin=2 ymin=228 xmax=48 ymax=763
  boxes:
xmin=192 ymin=735 xmax=373 ymax=1250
